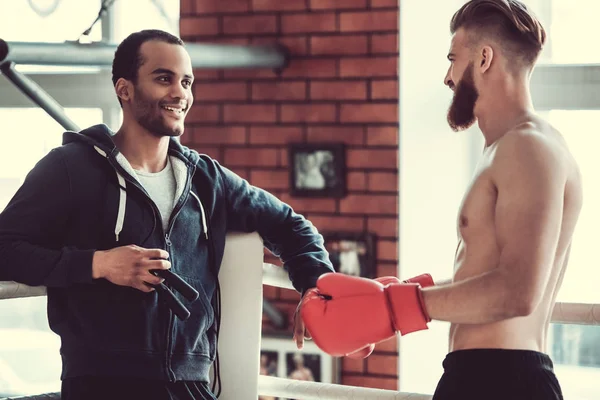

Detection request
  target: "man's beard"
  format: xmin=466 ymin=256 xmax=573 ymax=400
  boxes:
xmin=447 ymin=62 xmax=479 ymax=132
xmin=133 ymin=86 xmax=184 ymax=138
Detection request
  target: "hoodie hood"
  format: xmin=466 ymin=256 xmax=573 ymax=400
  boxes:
xmin=62 ymin=124 xmax=201 ymax=167
xmin=62 ymin=124 xmax=206 ymax=242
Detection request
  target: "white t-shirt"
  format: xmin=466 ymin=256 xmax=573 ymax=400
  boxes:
xmin=134 ymin=158 xmax=177 ymax=232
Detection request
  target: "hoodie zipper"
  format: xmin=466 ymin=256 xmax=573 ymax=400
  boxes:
xmin=108 ymin=157 xmax=196 ymax=382
xmin=162 ymin=167 xmax=194 ymax=382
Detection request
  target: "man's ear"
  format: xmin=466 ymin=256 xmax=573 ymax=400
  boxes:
xmin=479 ymin=45 xmax=494 ymax=73
xmin=115 ymin=78 xmax=132 ymax=103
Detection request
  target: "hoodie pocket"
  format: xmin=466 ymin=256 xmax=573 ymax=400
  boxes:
xmin=170 ymin=274 xmax=215 ymax=357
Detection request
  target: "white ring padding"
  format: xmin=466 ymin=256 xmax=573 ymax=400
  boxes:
xmin=258 ymin=375 xmax=432 ymax=400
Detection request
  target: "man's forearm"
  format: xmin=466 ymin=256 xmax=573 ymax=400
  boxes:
xmin=421 ymin=270 xmax=522 ymax=324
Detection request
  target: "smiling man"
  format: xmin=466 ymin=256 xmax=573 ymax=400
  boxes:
xmin=0 ymin=30 xmax=334 ymax=400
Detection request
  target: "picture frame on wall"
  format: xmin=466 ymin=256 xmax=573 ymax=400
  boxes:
xmin=259 ymin=336 xmax=341 ymax=397
xmin=322 ymin=232 xmax=377 ymax=279
xmin=288 ymin=143 xmax=346 ymax=198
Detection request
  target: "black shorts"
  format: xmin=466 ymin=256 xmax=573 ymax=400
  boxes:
xmin=432 ymin=349 xmax=563 ymax=400
xmin=61 ymin=375 xmax=217 ymax=400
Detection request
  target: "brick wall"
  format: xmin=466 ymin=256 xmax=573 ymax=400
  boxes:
xmin=180 ymin=0 xmax=399 ymax=391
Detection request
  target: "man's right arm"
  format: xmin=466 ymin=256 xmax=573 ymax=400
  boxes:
xmin=0 ymin=148 xmax=95 ymax=288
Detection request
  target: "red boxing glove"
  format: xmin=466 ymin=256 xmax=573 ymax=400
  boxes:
xmin=345 ymin=276 xmax=405 ymax=359
xmin=301 ymin=273 xmax=434 ymax=357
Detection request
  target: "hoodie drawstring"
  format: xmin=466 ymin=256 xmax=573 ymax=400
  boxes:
xmin=115 ymin=173 xmax=126 ymax=242
xmin=190 ymin=190 xmax=208 ymax=240
xmin=94 ymin=146 xmax=127 ymax=242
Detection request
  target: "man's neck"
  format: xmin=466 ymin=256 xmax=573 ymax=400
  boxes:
xmin=114 ymin=121 xmax=170 ymax=173
xmin=475 ymin=79 xmax=535 ymax=148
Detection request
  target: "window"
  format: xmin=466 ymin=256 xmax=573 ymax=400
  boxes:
xmin=550 ymin=324 xmax=600 ymax=400
xmin=112 ymin=0 xmax=180 ymax=43
xmin=399 ymin=0 xmax=600 ymax=398
xmin=527 ymin=0 xmax=600 ymax=65
xmin=540 ymin=110 xmax=600 ymax=304
xmin=0 ymin=0 xmax=102 ymax=43
xmin=0 ymin=108 xmax=102 ymax=397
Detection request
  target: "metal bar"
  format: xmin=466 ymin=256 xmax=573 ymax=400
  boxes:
xmin=0 ymin=39 xmax=289 ymax=69
xmin=0 ymin=61 xmax=80 ymax=131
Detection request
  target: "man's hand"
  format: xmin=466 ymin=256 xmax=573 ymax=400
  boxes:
xmin=92 ymin=245 xmax=171 ymax=293
xmin=293 ymin=292 xmax=313 ymax=350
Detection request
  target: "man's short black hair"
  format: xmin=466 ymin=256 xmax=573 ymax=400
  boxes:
xmin=111 ymin=29 xmax=184 ymax=103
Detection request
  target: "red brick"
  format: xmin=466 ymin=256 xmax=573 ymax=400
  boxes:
xmin=308 ymin=215 xmax=365 ymax=232
xmin=194 ymin=0 xmax=250 ymax=13
xmin=341 ymin=103 xmax=398 ymax=123
xmin=367 ymin=217 xmax=397 ymax=237
xmin=281 ymin=13 xmax=337 ymax=34
xmin=368 ymin=171 xmax=398 ymax=192
xmin=283 ymin=59 xmax=337 ymax=78
xmin=348 ymin=172 xmax=367 ymax=190
xmin=371 ymin=0 xmax=399 ymax=7
xmin=192 ymin=145 xmax=221 ymax=161
xmin=223 ymin=15 xmax=277 ymax=34
xmin=347 ymin=149 xmax=397 ymax=169
xmin=310 ymin=0 xmax=368 ymax=10
xmin=340 ymin=194 xmax=397 ymax=215
xmin=181 ymin=0 xmax=194 ymax=14
xmin=192 ymin=68 xmax=220 ymax=80
xmin=179 ymin=16 xmax=220 ymax=36
xmin=224 ymin=148 xmax=278 ymax=167
xmin=306 ymin=126 xmax=364 ymax=145
xmin=250 ymin=170 xmax=289 ymax=190
xmin=377 ymin=239 xmax=398 ymax=262
xmin=186 ymin=105 xmax=220 ymax=123
xmin=224 ymin=105 xmax=277 ymax=123
xmin=311 ymin=35 xmax=368 ymax=55
xmin=208 ymin=37 xmax=251 ymax=45
xmin=279 ymin=288 xmax=301 ymax=301
xmin=191 ymin=126 xmax=246 ymax=145
xmin=278 ymin=194 xmax=337 ymax=213
xmin=222 ymin=68 xmax=277 ymax=79
xmin=252 ymin=36 xmax=309 ymax=55
xmin=372 ymin=79 xmax=398 ymax=100
xmin=194 ymin=82 xmax=248 ymax=101
xmin=227 ymin=166 xmax=249 ymax=180
xmin=376 ymin=264 xmax=398 ymax=279
xmin=281 ymin=104 xmax=337 ymax=123
xmin=311 ymin=81 xmax=367 ymax=100
xmin=340 ymin=57 xmax=397 ymax=77
xmin=252 ymin=0 xmax=307 ymax=11
xmin=374 ymin=335 xmax=398 ymax=352
xmin=279 ymin=148 xmax=289 ymax=167
xmin=372 ymin=33 xmax=398 ymax=54
xmin=252 ymin=81 xmax=307 ymax=101
xmin=263 ymin=284 xmax=279 ymax=299
xmin=367 ymin=354 xmax=398 ymax=375
xmin=340 ymin=11 xmax=398 ymax=32
xmin=249 ymin=126 xmax=303 ymax=145
xmin=342 ymin=357 xmax=364 ymax=373
xmin=342 ymin=376 xmax=397 ymax=390
xmin=366 ymin=126 xmax=398 ymax=146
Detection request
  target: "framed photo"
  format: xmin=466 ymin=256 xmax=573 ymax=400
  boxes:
xmin=323 ymin=232 xmax=377 ymax=279
xmin=260 ymin=336 xmax=340 ymax=393
xmin=289 ymin=143 xmax=346 ymax=198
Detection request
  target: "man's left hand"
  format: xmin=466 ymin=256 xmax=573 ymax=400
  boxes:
xmin=293 ymin=292 xmax=313 ymax=349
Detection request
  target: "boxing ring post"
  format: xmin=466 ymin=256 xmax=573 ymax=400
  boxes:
xmin=1 ymin=232 xmax=600 ymax=399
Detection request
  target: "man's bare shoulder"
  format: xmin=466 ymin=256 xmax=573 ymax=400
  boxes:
xmin=489 ymin=122 xmax=572 ymax=183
